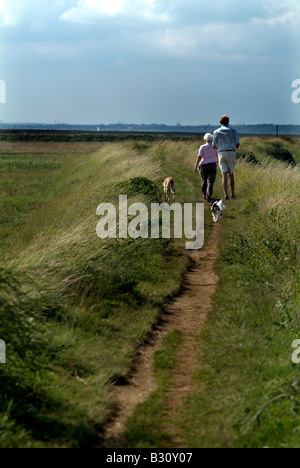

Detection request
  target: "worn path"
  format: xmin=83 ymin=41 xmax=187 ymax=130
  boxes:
xmin=103 ymin=202 xmax=221 ymax=447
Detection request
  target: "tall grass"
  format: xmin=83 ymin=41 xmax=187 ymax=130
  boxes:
xmin=239 ymin=136 xmax=300 ymax=165
xmin=0 ymin=141 xmax=193 ymax=447
xmin=3 ymin=136 xmax=298 ymax=448
xmin=117 ymin=140 xmax=300 ymax=449
xmin=179 ymin=158 xmax=300 ymax=448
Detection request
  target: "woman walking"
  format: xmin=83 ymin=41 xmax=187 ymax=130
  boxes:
xmin=194 ymin=133 xmax=218 ymax=202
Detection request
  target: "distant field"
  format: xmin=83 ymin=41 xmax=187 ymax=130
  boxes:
xmin=1 ymin=130 xmax=299 ymax=144
xmin=0 ymin=136 xmax=299 ymax=448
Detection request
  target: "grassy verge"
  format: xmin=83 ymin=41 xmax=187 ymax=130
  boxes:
xmin=0 ymin=137 xmax=213 ymax=448
xmin=3 ymin=136 xmax=297 ymax=448
xmin=0 ymin=140 xmax=195 ymax=447
xmin=239 ymin=136 xmax=300 ymax=165
xmin=179 ymin=158 xmax=300 ymax=448
xmin=119 ymin=138 xmax=300 ymax=449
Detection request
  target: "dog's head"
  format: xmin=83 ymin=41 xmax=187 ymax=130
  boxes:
xmin=211 ymin=199 xmax=225 ymax=211
xmin=211 ymin=199 xmax=225 ymax=222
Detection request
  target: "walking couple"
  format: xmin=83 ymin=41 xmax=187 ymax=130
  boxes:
xmin=194 ymin=115 xmax=240 ymax=202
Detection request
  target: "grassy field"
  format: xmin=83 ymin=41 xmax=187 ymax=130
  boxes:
xmin=177 ymin=160 xmax=300 ymax=448
xmin=0 ymin=138 xmax=212 ymax=447
xmin=0 ymin=135 xmax=299 ymax=448
xmin=121 ymin=137 xmax=300 ymax=448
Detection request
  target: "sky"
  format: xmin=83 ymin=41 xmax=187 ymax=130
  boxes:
xmin=0 ymin=0 xmax=300 ymax=125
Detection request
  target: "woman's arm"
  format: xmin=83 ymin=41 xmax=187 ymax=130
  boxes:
xmin=194 ymin=155 xmax=202 ymax=172
xmin=195 ymin=146 xmax=203 ymax=172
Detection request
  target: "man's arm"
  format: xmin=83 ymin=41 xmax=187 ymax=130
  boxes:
xmin=234 ymin=129 xmax=240 ymax=150
xmin=213 ymin=131 xmax=218 ymax=150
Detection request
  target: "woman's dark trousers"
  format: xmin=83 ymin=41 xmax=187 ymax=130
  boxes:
xmin=200 ymin=163 xmax=217 ymax=201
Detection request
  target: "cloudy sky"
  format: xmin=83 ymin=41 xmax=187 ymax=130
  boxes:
xmin=0 ymin=0 xmax=300 ymax=125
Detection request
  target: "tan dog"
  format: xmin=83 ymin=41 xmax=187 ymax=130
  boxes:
xmin=162 ymin=177 xmax=176 ymax=203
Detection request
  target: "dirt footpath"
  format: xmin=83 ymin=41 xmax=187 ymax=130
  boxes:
xmin=103 ymin=222 xmax=221 ymax=447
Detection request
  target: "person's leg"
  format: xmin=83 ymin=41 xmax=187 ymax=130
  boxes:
xmin=206 ymin=164 xmax=217 ymax=201
xmin=200 ymin=166 xmax=208 ymax=199
xmin=218 ymin=153 xmax=229 ymax=199
xmin=229 ymin=173 xmax=235 ymax=198
xmin=222 ymin=172 xmax=229 ymax=199
xmin=227 ymin=155 xmax=237 ymax=198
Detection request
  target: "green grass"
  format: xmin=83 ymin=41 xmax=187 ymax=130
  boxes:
xmin=118 ymin=138 xmax=300 ymax=449
xmin=118 ymin=140 xmax=216 ymax=448
xmin=121 ymin=330 xmax=184 ymax=449
xmin=2 ymin=135 xmax=299 ymax=448
xmin=178 ymin=159 xmax=300 ymax=448
xmin=0 ymin=139 xmax=203 ymax=448
xmin=239 ymin=136 xmax=300 ymax=165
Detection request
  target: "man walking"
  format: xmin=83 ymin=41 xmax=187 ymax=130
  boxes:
xmin=213 ymin=115 xmax=240 ymax=200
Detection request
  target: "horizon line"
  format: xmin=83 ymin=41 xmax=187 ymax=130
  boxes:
xmin=1 ymin=121 xmax=300 ymax=127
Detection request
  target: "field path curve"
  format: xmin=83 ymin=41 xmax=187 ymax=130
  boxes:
xmin=103 ymin=187 xmax=221 ymax=447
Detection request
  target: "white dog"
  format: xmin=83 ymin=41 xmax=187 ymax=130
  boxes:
xmin=162 ymin=177 xmax=176 ymax=203
xmin=211 ymin=199 xmax=226 ymax=223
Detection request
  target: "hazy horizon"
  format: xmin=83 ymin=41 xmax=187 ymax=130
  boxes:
xmin=1 ymin=121 xmax=299 ymax=128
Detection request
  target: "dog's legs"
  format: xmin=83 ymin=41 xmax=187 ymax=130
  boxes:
xmin=164 ymin=188 xmax=168 ymax=203
xmin=163 ymin=180 xmax=175 ymax=204
xmin=164 ymin=189 xmax=170 ymax=203
xmin=171 ymin=180 xmax=175 ymax=203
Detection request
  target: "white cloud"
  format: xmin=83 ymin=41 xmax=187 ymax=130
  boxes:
xmin=253 ymin=11 xmax=300 ymax=26
xmin=254 ymin=0 xmax=300 ymax=25
xmin=140 ymin=0 xmax=171 ymax=22
xmin=145 ymin=23 xmax=247 ymax=58
xmin=57 ymin=0 xmax=300 ymax=59
xmin=60 ymin=0 xmax=125 ymax=22
xmin=0 ymin=0 xmax=23 ymax=26
xmin=0 ymin=0 xmax=75 ymax=27
xmin=1 ymin=0 xmax=298 ymax=30
xmin=60 ymin=0 xmax=171 ymax=23
xmin=154 ymin=27 xmax=198 ymax=57
xmin=1 ymin=0 xmax=299 ymax=64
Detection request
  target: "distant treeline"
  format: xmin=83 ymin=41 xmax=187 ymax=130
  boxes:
xmin=0 ymin=123 xmax=300 ymax=135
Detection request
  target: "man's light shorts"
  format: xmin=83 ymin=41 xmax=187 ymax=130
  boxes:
xmin=218 ymin=151 xmax=237 ymax=175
